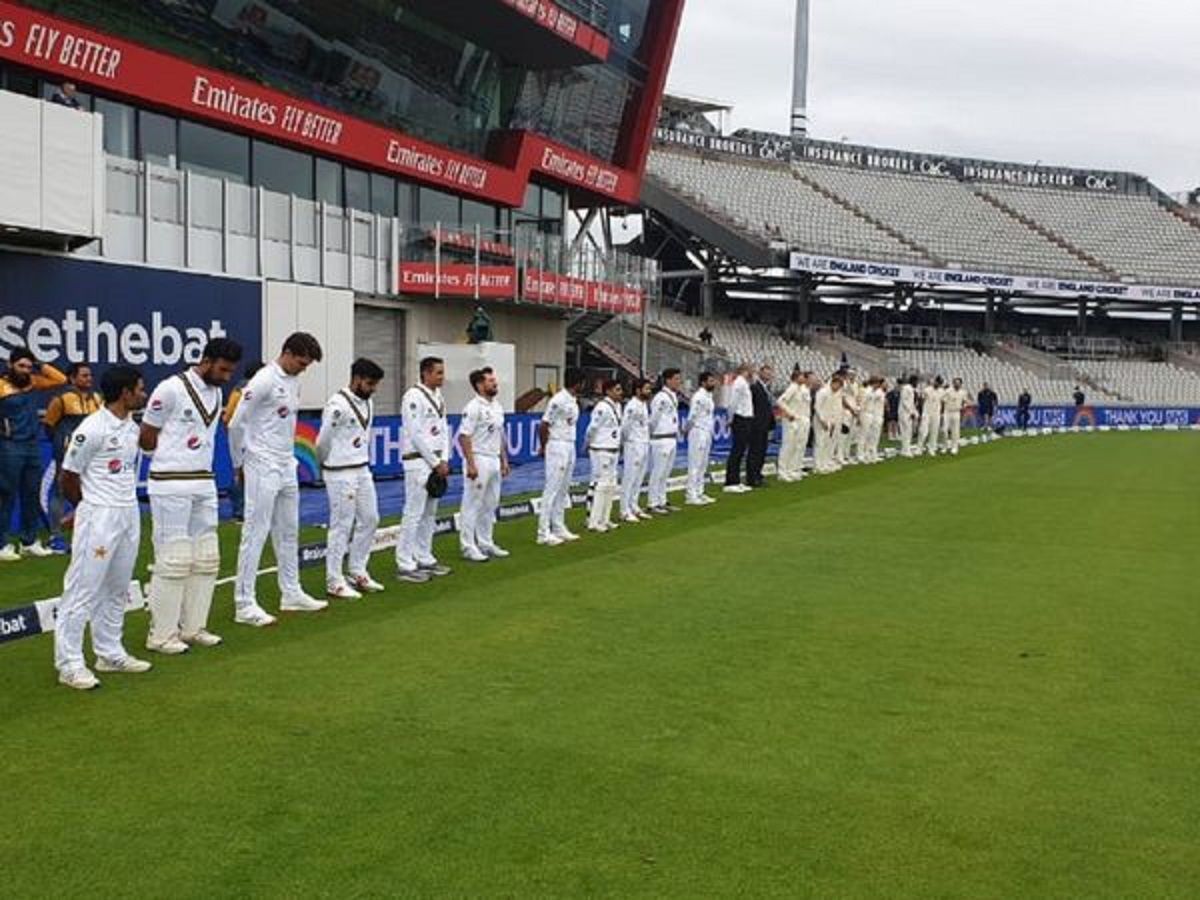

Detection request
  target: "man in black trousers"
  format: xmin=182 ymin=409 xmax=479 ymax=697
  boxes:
xmin=723 ymin=363 xmax=754 ymax=493
xmin=747 ymin=365 xmax=775 ymax=487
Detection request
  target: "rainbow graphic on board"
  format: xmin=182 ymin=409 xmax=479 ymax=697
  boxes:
xmin=294 ymin=421 xmax=320 ymax=482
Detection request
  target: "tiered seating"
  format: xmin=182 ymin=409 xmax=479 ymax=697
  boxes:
xmin=981 ymin=185 xmax=1200 ymax=286
xmin=1072 ymin=360 xmax=1200 ymax=406
xmin=645 ymin=150 xmax=929 ymax=264
xmin=796 ymin=162 xmax=1103 ymax=280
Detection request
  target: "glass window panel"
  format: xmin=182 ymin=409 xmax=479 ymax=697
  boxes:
xmin=95 ymin=98 xmax=135 ymax=159
xmin=370 ymin=173 xmax=396 ymax=217
xmin=345 ymin=168 xmax=370 ymax=212
xmin=252 ymin=141 xmax=314 ymax=199
xmin=316 ymin=158 xmax=343 ymax=206
xmin=179 ymin=120 xmax=249 ymax=184
xmin=419 ymin=187 xmax=459 ymax=228
xmin=138 ymin=110 xmax=177 ymax=167
xmin=396 ymin=182 xmax=415 ymax=225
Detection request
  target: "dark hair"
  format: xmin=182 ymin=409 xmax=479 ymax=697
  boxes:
xmin=420 ymin=356 xmax=444 ymax=376
xmin=66 ymin=362 xmax=91 ymax=379
xmin=243 ymin=361 xmax=264 ymax=381
xmin=351 ymin=357 xmax=385 ymax=380
xmin=282 ymin=332 xmax=323 ymax=362
xmin=202 ymin=337 xmax=243 ymax=364
xmin=468 ymin=367 xmax=496 ymax=391
xmin=699 ymin=371 xmax=714 ymax=383
xmin=565 ymin=368 xmax=587 ymax=390
xmin=661 ymin=368 xmax=681 ymax=383
xmin=100 ymin=365 xmax=142 ymax=403
xmin=602 ymin=378 xmax=621 ymax=394
xmin=631 ymin=378 xmax=651 ymax=394
xmin=8 ymin=347 xmax=35 ymax=366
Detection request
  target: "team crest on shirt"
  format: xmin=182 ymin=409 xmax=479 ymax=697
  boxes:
xmin=187 ymin=434 xmax=202 ymax=450
xmin=107 ymin=459 xmax=123 ymax=474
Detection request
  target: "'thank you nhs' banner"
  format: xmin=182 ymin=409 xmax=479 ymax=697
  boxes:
xmin=0 ymin=251 xmax=261 ymax=386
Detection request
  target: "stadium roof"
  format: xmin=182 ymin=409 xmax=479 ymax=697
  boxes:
xmin=660 ymin=93 xmax=734 ymax=117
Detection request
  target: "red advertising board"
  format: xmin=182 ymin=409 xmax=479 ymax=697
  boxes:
xmin=0 ymin=1 xmax=641 ymax=206
xmin=398 ymin=263 xmax=518 ymax=298
xmin=497 ymin=0 xmax=611 ymax=60
xmin=397 ymin=263 xmax=643 ymax=313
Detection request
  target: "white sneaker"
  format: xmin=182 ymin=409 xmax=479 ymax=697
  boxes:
xmin=327 ymin=582 xmax=363 ymax=600
xmin=536 ymin=534 xmax=564 ymax=547
xmin=481 ymin=545 xmax=510 ymax=559
xmin=59 ymin=667 xmax=100 ymax=690
xmin=20 ymin=541 xmax=53 ymax=558
xmin=234 ymin=603 xmax=278 ymax=627
xmin=280 ymin=592 xmax=328 ymax=612
xmin=636 ymin=510 xmax=653 ymax=521
xmin=685 ymin=498 xmax=707 ymax=506
xmin=351 ymin=574 xmax=386 ymax=593
xmin=146 ymin=637 xmax=190 ymax=655
xmin=419 ymin=562 xmax=453 ymax=577
xmin=181 ymin=630 xmax=223 ymax=648
xmin=722 ymin=485 xmax=743 ymax=494
xmin=622 ymin=513 xmax=640 ymax=524
xmin=397 ymin=568 xmax=431 ymax=583
xmin=96 ymin=655 xmax=153 ymax=674
xmin=0 ymin=543 xmax=19 ymax=562
xmin=462 ymin=547 xmax=490 ymax=563
xmin=555 ymin=530 xmax=581 ymax=542
xmin=701 ymin=496 xmax=717 ymax=505
xmin=586 ymin=523 xmax=609 ymax=533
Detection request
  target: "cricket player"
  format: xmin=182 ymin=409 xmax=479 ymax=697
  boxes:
xmin=620 ymin=378 xmax=653 ymax=523
xmin=584 ymin=379 xmax=623 ymax=532
xmin=813 ymin=374 xmax=843 ymax=474
xmin=918 ymin=376 xmax=946 ymax=456
xmin=899 ymin=376 xmax=919 ymax=457
xmin=838 ymin=371 xmax=861 ymax=465
xmin=229 ymin=332 xmax=326 ymax=626
xmin=942 ymin=377 xmax=969 ymax=455
xmin=646 ymin=369 xmax=682 ymax=515
xmin=536 ymin=370 xmax=585 ymax=545
xmin=684 ymin=371 xmax=717 ymax=505
xmin=53 ymin=365 xmax=151 ymax=690
xmin=141 ymin=337 xmax=243 ymax=654
xmin=458 ymin=367 xmax=510 ymax=562
xmin=42 ymin=362 xmax=102 ymax=553
xmin=395 ymin=356 xmax=452 ymax=582
xmin=860 ymin=377 xmax=886 ymax=463
xmin=776 ymin=369 xmax=811 ymax=481
xmin=317 ymin=358 xmax=385 ymax=598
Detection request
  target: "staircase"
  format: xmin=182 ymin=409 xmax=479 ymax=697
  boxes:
xmin=567 ymin=311 xmax=613 ymax=345
xmin=791 ymin=170 xmax=943 ymax=265
xmin=973 ymin=188 xmax=1122 ymax=280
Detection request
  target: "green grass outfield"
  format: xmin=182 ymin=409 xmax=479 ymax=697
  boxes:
xmin=2 ymin=432 xmax=1198 ymax=898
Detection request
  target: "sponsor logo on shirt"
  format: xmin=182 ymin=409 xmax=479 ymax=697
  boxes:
xmin=107 ymin=458 xmax=123 ymax=474
xmin=150 ymin=398 xmax=164 ymax=411
xmin=276 ymin=406 xmax=290 ymax=418
xmin=186 ymin=435 xmax=202 ymax=450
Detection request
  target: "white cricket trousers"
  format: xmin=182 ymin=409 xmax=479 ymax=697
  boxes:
xmin=862 ymin=416 xmax=883 ymax=462
xmin=396 ymin=458 xmax=439 ymax=572
xmin=538 ymin=440 xmax=575 ymax=538
xmin=459 ymin=454 xmax=501 ymax=553
xmin=620 ymin=441 xmax=649 ymax=516
xmin=777 ymin=419 xmax=809 ymax=479
xmin=235 ymin=461 xmax=301 ymax=611
xmin=647 ymin=438 xmax=677 ymax=508
xmin=945 ymin=412 xmax=962 ymax=453
xmin=325 ymin=467 xmax=379 ymax=586
xmin=686 ymin=430 xmax=714 ymax=500
xmin=148 ymin=487 xmax=219 ymax=644
xmin=54 ymin=502 xmax=139 ymax=673
xmin=814 ymin=425 xmax=837 ymax=473
xmin=899 ymin=414 xmax=915 ymax=456
xmin=917 ymin=411 xmax=940 ymax=454
xmin=588 ymin=448 xmax=619 ymax=528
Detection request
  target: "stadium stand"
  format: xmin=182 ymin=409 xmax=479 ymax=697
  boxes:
xmin=1071 ymin=360 xmax=1200 ymax=406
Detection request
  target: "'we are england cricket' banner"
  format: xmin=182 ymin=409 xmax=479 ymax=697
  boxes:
xmin=788 ymin=252 xmax=1200 ymax=305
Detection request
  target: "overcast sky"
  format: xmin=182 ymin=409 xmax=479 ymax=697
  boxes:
xmin=665 ymin=0 xmax=1199 ymax=192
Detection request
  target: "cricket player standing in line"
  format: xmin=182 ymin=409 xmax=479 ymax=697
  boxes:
xmin=813 ymin=373 xmax=843 ymax=474
xmin=838 ymin=371 xmax=861 ymax=466
xmin=860 ymin=377 xmax=887 ymax=463
xmin=775 ymin=368 xmax=811 ymax=482
xmin=684 ymin=371 xmax=717 ymax=505
xmin=918 ymin=376 xmax=946 ymax=456
xmin=620 ymin=378 xmax=653 ymax=522
xmin=646 ymin=369 xmax=683 ymax=515
xmin=899 ymin=375 xmax=919 ymax=457
xmin=942 ymin=377 xmax=969 ymax=455
xmin=229 ymin=332 xmax=326 ymax=626
xmin=584 ymin=379 xmax=623 ymax=532
xmin=317 ymin=358 xmax=385 ymax=599
xmin=458 ymin=367 xmax=510 ymax=562
xmin=54 ymin=365 xmax=151 ymax=690
xmin=536 ymin=370 xmax=585 ymax=545
xmin=395 ymin=357 xmax=452 ymax=582
xmin=141 ymin=338 xmax=243 ymax=654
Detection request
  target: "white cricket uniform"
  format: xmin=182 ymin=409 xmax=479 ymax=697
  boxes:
xmin=620 ymin=397 xmax=650 ymax=516
xmin=686 ymin=387 xmax=716 ymax=501
xmin=458 ymin=394 xmax=505 ymax=554
xmin=776 ymin=381 xmax=811 ymax=480
xmin=538 ymin=389 xmax=579 ymax=539
xmin=54 ymin=407 xmax=141 ymax=674
xmin=838 ymin=385 xmax=860 ymax=464
xmin=813 ymin=385 xmax=842 ymax=474
xmin=899 ymin=384 xmax=918 ymax=455
xmin=317 ymin=389 xmax=379 ymax=587
xmin=861 ymin=387 xmax=886 ymax=462
xmin=647 ymin=387 xmax=680 ymax=508
xmin=396 ymin=384 xmax=450 ymax=572
xmin=918 ymin=386 xmax=945 ymax=454
xmin=942 ymin=387 xmax=969 ymax=453
xmin=143 ymin=369 xmax=222 ymax=644
xmin=585 ymin=396 xmax=622 ymax=528
xmin=228 ymin=361 xmax=303 ymax=611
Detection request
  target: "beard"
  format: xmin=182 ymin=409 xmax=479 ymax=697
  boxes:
xmin=8 ymin=370 xmax=31 ymax=388
xmin=353 ymin=387 xmax=372 ymax=400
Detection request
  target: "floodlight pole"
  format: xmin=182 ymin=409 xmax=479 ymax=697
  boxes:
xmin=791 ymin=0 xmax=810 ymax=140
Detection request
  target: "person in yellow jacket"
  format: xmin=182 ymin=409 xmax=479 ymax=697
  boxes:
xmin=42 ymin=363 xmax=103 ymax=552
xmin=1 ymin=348 xmax=67 ymax=560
